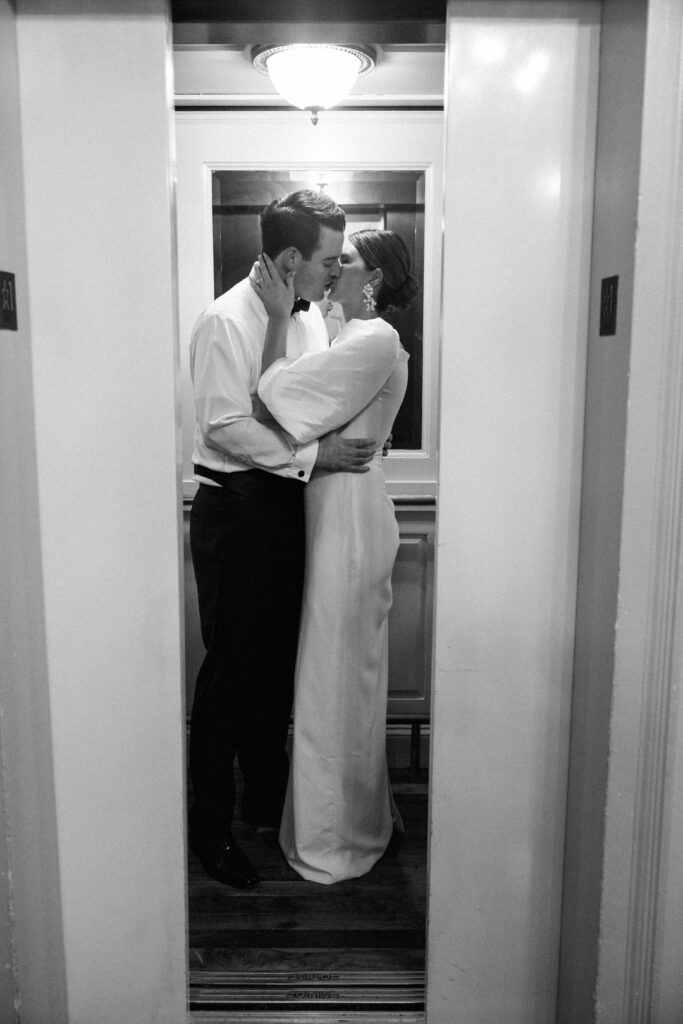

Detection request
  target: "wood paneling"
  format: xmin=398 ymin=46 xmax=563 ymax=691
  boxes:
xmin=388 ymin=504 xmax=434 ymax=717
xmin=183 ymin=499 xmax=435 ymax=720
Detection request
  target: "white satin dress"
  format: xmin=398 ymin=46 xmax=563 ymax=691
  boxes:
xmin=258 ymin=317 xmax=409 ymax=884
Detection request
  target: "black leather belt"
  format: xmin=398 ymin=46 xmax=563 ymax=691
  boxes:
xmin=193 ymin=464 xmax=305 ymax=490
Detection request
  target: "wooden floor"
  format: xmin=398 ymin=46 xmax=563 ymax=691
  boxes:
xmin=188 ymin=766 xmax=428 ymax=1017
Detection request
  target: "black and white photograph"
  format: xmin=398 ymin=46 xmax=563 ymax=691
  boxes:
xmin=1 ymin=2 xmax=682 ymax=1022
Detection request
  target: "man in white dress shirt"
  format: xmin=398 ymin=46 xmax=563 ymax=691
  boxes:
xmin=188 ymin=190 xmax=376 ymax=889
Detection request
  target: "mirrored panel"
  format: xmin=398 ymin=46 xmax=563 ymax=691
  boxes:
xmin=212 ymin=169 xmax=425 ymax=451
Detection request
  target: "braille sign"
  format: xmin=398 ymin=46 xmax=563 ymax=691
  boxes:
xmin=599 ymin=275 xmax=618 ymax=337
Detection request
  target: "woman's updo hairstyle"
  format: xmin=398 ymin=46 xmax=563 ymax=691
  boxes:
xmin=350 ymin=229 xmax=419 ymax=315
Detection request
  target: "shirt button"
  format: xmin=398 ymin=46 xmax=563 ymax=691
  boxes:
xmin=297 ymin=470 xmax=305 ymax=478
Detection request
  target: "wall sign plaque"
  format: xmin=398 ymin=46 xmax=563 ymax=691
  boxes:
xmin=0 ymin=271 xmax=17 ymax=331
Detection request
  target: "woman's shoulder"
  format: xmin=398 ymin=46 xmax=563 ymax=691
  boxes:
xmin=339 ymin=317 xmax=399 ymax=347
xmin=323 ymin=318 xmax=399 ymax=376
xmin=364 ymin=316 xmax=397 ymax=337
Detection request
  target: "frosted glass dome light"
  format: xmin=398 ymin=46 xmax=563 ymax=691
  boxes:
xmin=252 ymin=44 xmax=376 ymax=123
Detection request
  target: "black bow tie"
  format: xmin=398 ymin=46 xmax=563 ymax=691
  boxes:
xmin=291 ymin=297 xmax=310 ymax=315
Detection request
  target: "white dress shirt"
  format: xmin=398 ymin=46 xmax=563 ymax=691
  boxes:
xmin=190 ymin=278 xmax=328 ymax=482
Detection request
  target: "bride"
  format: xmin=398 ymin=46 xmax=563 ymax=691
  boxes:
xmin=255 ymin=229 xmax=418 ymax=884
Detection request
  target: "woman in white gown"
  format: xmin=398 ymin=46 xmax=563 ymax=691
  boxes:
xmin=255 ymin=230 xmax=418 ymax=884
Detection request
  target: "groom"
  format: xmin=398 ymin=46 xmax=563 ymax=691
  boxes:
xmin=188 ymin=190 xmax=376 ymax=889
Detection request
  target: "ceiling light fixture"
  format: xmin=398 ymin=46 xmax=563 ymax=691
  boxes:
xmin=252 ymin=44 xmax=376 ymax=125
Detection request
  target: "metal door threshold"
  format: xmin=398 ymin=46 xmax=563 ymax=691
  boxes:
xmin=190 ymin=967 xmax=425 ymax=1019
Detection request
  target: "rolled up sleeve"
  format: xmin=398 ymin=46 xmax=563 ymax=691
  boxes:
xmin=191 ymin=312 xmax=318 ymax=476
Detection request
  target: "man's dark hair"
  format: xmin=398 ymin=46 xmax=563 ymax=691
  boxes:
xmin=260 ymin=189 xmax=345 ymax=261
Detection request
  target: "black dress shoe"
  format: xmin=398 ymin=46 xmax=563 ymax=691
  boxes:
xmin=193 ymin=835 xmax=260 ymax=890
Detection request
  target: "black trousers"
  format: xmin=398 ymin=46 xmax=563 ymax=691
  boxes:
xmin=189 ymin=472 xmax=305 ymax=843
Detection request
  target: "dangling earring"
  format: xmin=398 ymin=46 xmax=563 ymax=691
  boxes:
xmin=362 ymin=281 xmax=376 ymax=312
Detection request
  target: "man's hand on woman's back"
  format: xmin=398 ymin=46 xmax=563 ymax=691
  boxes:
xmin=315 ymin=431 xmax=376 ymax=473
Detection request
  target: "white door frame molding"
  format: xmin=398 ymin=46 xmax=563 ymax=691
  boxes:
xmin=596 ymin=3 xmax=683 ymax=1020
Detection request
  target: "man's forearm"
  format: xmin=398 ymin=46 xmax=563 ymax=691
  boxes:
xmin=203 ymin=415 xmax=318 ymax=476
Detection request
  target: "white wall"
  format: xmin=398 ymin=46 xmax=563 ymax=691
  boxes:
xmin=13 ymin=2 xmax=187 ymax=1021
xmin=428 ymin=4 xmax=599 ymax=1021
xmin=0 ymin=1 xmax=67 ymax=1020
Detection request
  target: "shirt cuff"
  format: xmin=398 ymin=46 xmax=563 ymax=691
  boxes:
xmin=286 ymin=438 xmax=318 ymax=481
